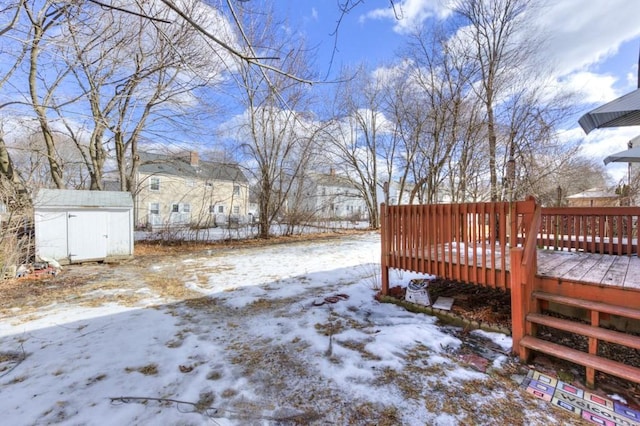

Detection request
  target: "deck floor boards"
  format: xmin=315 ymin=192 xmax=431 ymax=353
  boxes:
xmin=392 ymin=246 xmax=640 ymax=291
xmin=560 ymin=253 xmax=604 ymax=282
xmin=538 ymin=250 xmax=640 ymax=290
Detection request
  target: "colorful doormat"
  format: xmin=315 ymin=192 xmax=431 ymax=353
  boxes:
xmin=522 ymin=370 xmax=640 ymax=426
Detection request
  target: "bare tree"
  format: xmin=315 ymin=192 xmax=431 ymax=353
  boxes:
xmin=22 ymin=0 xmax=81 ymax=189
xmin=453 ymin=0 xmax=536 ymax=202
xmin=322 ymin=64 xmax=393 ymax=228
xmin=0 ymin=1 xmax=28 ymax=199
xmin=387 ymin=24 xmax=483 ymax=204
xmin=228 ymin=6 xmax=317 ymax=238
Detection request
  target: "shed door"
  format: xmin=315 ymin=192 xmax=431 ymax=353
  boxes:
xmin=67 ymin=210 xmax=108 ymax=262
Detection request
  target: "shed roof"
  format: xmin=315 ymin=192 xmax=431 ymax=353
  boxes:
xmin=138 ymin=152 xmax=248 ymax=183
xmin=34 ymin=189 xmax=133 ymax=208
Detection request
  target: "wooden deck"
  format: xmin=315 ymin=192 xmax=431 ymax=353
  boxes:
xmin=381 ymin=198 xmax=640 ymax=387
xmin=391 ymin=245 xmax=640 ymax=291
xmin=538 ymin=250 xmax=640 ymax=290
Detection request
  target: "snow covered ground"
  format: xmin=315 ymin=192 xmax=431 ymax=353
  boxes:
xmin=0 ymin=232 xmax=573 ymax=425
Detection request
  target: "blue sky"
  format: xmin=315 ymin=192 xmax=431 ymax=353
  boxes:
xmin=273 ymin=0 xmax=640 ymax=182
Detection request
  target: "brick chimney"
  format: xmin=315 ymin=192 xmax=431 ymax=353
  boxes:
xmin=190 ymin=151 xmax=199 ymax=167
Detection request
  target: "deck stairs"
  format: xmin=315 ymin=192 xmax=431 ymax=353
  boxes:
xmin=519 ymin=288 xmax=640 ymax=387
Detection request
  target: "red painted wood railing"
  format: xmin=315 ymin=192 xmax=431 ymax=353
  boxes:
xmin=510 ymin=202 xmax=542 ymax=360
xmin=538 ymin=207 xmax=640 ymax=255
xmin=380 ymin=197 xmax=537 ymax=295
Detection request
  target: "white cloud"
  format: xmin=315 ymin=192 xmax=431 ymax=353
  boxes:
xmin=363 ymin=0 xmax=640 ymax=88
xmin=360 ymin=0 xmax=450 ymax=33
xmin=560 ymin=72 xmax=619 ymax=104
xmin=363 ymin=0 xmax=640 ymax=184
xmin=534 ymin=0 xmax=640 ymax=79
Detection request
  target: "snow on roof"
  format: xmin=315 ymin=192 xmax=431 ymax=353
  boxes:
xmin=566 ymin=187 xmax=617 ymax=199
xmin=33 ymin=189 xmax=133 ymax=208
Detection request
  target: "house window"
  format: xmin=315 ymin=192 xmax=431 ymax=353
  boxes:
xmin=233 ymin=206 xmax=240 ymax=214
xmin=218 ymin=205 xmax=224 ymax=213
xmin=149 ymin=203 xmax=160 ymax=215
xmin=150 ymin=177 xmax=160 ymax=191
xmin=209 ymin=204 xmax=216 ymax=214
xmin=233 ymin=185 xmax=240 ymax=195
xmin=172 ymin=203 xmax=190 ymax=213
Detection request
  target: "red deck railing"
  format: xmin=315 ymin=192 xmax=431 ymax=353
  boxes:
xmin=538 ymin=207 xmax=640 ymax=255
xmin=380 ymin=197 xmax=537 ymax=294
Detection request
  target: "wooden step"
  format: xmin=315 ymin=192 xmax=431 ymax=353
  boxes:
xmin=519 ymin=336 xmax=640 ymax=385
xmin=532 ymin=291 xmax=640 ymax=321
xmin=527 ymin=313 xmax=640 ymax=350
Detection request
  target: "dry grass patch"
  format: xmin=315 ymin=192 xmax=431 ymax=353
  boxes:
xmin=7 ymin=375 xmax=27 ymax=384
xmin=85 ymin=373 xmax=107 ymax=385
xmin=220 ymin=388 xmax=238 ymax=399
xmin=343 ymin=402 xmax=400 ymax=426
xmin=207 ymin=370 xmax=223 ymax=380
xmin=335 ymin=339 xmax=381 ymax=361
xmin=194 ymin=391 xmax=215 ymax=412
xmin=143 ymin=274 xmax=200 ymax=300
xmin=183 ymin=296 xmax=218 ymax=311
xmin=247 ymin=296 xmax=296 ymax=312
xmin=0 ymin=274 xmax=102 ymax=316
xmin=125 ymin=363 xmax=158 ymax=376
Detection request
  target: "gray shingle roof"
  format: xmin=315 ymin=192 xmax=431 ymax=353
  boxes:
xmin=138 ymin=152 xmax=248 ymax=183
xmin=313 ymin=173 xmax=357 ymax=189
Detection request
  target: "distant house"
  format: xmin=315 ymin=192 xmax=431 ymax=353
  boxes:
xmin=296 ymin=172 xmax=369 ymax=221
xmin=566 ymin=188 xmax=620 ymax=207
xmin=135 ymin=151 xmax=249 ymax=228
xmin=384 ymin=180 xmax=417 ymax=205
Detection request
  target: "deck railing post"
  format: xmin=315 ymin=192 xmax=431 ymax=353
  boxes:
xmin=380 ymin=203 xmax=389 ymax=295
xmin=510 ymin=247 xmax=530 ymax=360
xmin=511 ymin=196 xmax=541 ymax=361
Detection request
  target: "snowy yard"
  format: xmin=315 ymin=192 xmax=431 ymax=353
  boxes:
xmin=0 ymin=232 xmax=579 ymax=425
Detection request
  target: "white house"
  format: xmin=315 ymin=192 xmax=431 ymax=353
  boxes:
xmin=297 ymin=172 xmax=369 ymax=220
xmin=135 ymin=151 xmax=250 ymax=228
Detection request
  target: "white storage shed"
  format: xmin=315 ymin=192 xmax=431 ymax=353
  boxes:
xmin=34 ymin=189 xmax=134 ymax=264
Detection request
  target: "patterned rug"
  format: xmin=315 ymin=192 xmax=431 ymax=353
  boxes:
xmin=522 ymin=370 xmax=640 ymax=426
